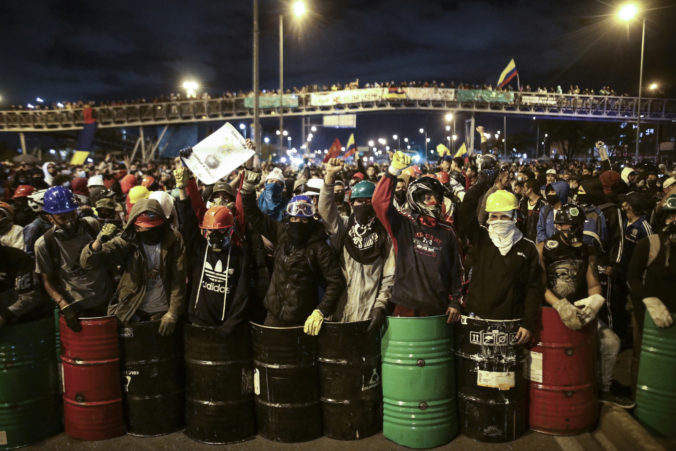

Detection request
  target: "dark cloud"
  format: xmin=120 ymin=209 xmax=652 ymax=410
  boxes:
xmin=0 ymin=0 xmax=674 ymax=104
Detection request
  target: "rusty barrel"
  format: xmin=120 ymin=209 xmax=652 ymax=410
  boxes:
xmin=251 ymin=322 xmax=321 ymax=442
xmin=317 ymin=320 xmax=382 ymax=440
xmin=528 ymin=307 xmax=598 ymax=434
xmin=119 ymin=320 xmax=183 ymax=436
xmin=60 ymin=315 xmax=125 ymax=440
xmin=184 ymin=322 xmax=255 ymax=444
xmin=455 ymin=316 xmax=528 ymax=442
xmin=0 ymin=315 xmax=62 ymax=449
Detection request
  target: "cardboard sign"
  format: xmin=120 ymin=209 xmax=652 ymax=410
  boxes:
xmin=70 ymin=151 xmax=89 ymax=165
xmin=181 ymin=123 xmax=254 ymax=185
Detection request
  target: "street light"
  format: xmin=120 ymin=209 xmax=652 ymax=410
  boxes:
xmin=239 ymin=123 xmax=247 ymax=139
xmin=617 ymin=2 xmax=645 ymax=161
xmin=264 ymin=137 xmax=270 ymax=144
xmin=444 ymin=113 xmax=453 ymax=122
xmin=648 ymin=82 xmax=658 ymax=91
xmin=368 ymin=140 xmax=375 ymax=147
xmin=279 ymin=1 xmax=308 ymax=152
xmin=182 ymin=80 xmax=199 ymax=98
xmin=419 ymin=128 xmax=428 ymax=162
xmin=392 ymin=134 xmax=400 ymax=149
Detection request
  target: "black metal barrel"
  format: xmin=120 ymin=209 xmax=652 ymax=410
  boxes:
xmin=251 ymin=322 xmax=321 ymax=443
xmin=317 ymin=320 xmax=382 ymax=440
xmin=455 ymin=316 xmax=528 ymax=442
xmin=119 ymin=320 xmax=184 ymax=436
xmin=183 ymin=322 xmax=255 ymax=444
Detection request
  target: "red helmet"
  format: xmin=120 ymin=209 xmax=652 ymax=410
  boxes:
xmin=133 ymin=211 xmax=166 ymax=228
xmin=435 ymin=171 xmax=450 ymax=185
xmin=13 ymin=185 xmax=35 ymax=199
xmin=201 ymin=206 xmax=234 ymax=230
xmin=141 ymin=176 xmax=155 ymax=188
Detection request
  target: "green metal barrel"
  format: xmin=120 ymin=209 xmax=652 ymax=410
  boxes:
xmin=0 ymin=315 xmax=62 ymax=449
xmin=635 ymin=311 xmax=676 ymax=437
xmin=382 ymin=315 xmax=458 ymax=449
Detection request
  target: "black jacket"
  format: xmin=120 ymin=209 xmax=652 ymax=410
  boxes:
xmin=241 ymin=189 xmax=344 ymax=324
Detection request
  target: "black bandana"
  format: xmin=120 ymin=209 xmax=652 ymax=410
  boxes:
xmin=343 ymin=215 xmax=388 ymax=264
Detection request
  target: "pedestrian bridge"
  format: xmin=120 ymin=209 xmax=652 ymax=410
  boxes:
xmin=1 ymin=88 xmax=674 ymax=132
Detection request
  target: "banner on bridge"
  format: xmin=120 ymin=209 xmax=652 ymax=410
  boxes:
xmin=520 ymin=94 xmax=558 ymax=106
xmin=244 ymin=94 xmax=298 ymax=109
xmin=403 ymin=87 xmax=456 ymax=101
xmin=310 ymin=88 xmax=384 ymax=106
xmin=456 ymin=89 xmax=514 ymax=103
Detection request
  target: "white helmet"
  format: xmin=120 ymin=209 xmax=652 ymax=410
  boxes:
xmin=28 ymin=189 xmax=47 ymax=213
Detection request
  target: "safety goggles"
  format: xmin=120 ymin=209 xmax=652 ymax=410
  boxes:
xmin=286 ymin=201 xmax=315 ymax=218
xmin=665 ymin=196 xmax=676 ymax=210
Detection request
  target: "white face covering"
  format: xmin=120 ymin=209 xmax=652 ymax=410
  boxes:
xmin=487 ymin=217 xmax=523 ymax=256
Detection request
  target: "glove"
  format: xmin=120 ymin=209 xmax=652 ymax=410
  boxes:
xmin=303 ymin=309 xmax=324 ymax=336
xmin=241 ymin=169 xmax=261 ymax=193
xmin=643 ymin=297 xmax=674 ymax=328
xmin=389 ymin=151 xmax=411 ymax=175
xmin=367 ymin=307 xmax=385 ymax=333
xmin=173 ymin=167 xmax=188 ymax=189
xmin=574 ymin=294 xmax=606 ymax=325
xmin=553 ymin=298 xmax=582 ymax=330
xmin=97 ymin=223 xmax=118 ymax=244
xmin=61 ymin=304 xmax=82 ymax=332
xmin=158 ymin=311 xmax=178 ymax=336
xmin=178 ymin=147 xmax=193 ymax=159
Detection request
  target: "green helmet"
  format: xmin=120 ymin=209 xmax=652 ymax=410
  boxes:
xmin=350 ymin=181 xmax=376 ymax=200
xmin=664 ymin=194 xmax=676 ymax=212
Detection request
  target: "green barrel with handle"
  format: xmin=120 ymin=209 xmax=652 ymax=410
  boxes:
xmin=634 ymin=311 xmax=676 ymax=437
xmin=382 ymin=315 xmax=457 ymax=449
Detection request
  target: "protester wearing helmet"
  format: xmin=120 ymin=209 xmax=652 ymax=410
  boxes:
xmin=241 ymin=168 xmax=344 ymax=335
xmin=538 ymin=203 xmax=627 ymax=405
xmin=80 ymin=198 xmax=185 ymax=336
xmin=372 ymin=151 xmax=463 ymax=321
xmin=319 ymin=159 xmax=394 ymax=329
xmin=12 ymin=184 xmax=37 ymax=226
xmin=0 ymin=201 xmax=25 ymax=250
xmin=34 ymin=186 xmax=112 ymax=332
xmin=457 ymin=188 xmax=543 ymax=344
xmin=627 ymin=193 xmax=676 ymax=396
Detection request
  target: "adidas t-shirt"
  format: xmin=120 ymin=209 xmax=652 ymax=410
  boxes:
xmin=189 ymin=246 xmax=239 ymax=326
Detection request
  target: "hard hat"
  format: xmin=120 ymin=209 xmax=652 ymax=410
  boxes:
xmin=350 ymin=181 xmax=376 ymax=200
xmin=133 ymin=211 xmax=166 ymax=228
xmin=28 ymin=189 xmax=47 ymax=212
xmin=485 ymin=190 xmax=518 ymax=212
xmin=43 ymin=186 xmax=78 ymax=215
xmin=12 ymin=184 xmax=35 ymax=199
xmin=141 ymin=176 xmax=155 ymax=188
xmin=128 ymin=185 xmax=151 ymax=205
xmin=554 ymin=204 xmax=585 ymax=227
xmin=201 ymin=205 xmax=235 ymax=230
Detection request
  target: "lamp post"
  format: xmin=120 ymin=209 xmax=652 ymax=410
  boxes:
xmin=617 ymin=3 xmax=646 ymax=162
xmin=279 ymin=1 xmax=307 ymax=152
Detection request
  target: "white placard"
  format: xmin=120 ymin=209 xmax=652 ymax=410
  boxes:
xmin=527 ymin=351 xmax=543 ymax=383
xmin=253 ymin=368 xmax=260 ymax=396
xmin=181 ymin=123 xmax=254 ymax=185
xmin=477 ymin=370 xmax=515 ymax=390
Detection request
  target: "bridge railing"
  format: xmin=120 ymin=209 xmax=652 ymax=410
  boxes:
xmin=1 ymin=89 xmax=674 ymax=132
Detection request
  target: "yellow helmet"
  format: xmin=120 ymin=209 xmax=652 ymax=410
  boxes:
xmin=485 ymin=190 xmax=518 ymax=212
xmin=128 ymin=185 xmax=151 ymax=205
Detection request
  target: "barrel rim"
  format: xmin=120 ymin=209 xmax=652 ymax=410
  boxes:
xmin=249 ymin=321 xmax=304 ymax=331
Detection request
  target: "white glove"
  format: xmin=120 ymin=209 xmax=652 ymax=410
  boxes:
xmin=574 ymin=294 xmax=605 ymax=326
xmin=643 ymin=297 xmax=674 ymax=328
xmin=553 ymin=298 xmax=583 ymax=330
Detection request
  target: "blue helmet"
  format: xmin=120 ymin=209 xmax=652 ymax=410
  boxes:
xmin=285 ymin=195 xmax=315 ymax=218
xmin=43 ymin=186 xmax=78 ymax=215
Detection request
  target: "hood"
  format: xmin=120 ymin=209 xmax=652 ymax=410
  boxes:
xmin=42 ymin=162 xmax=55 ymax=185
xmin=71 ymin=177 xmax=89 ymax=196
xmin=621 ymin=167 xmax=635 ymax=185
xmin=579 ymin=178 xmax=605 ymax=205
xmin=599 ymin=170 xmax=621 ymax=195
xmin=119 ymin=174 xmax=138 ymax=194
xmin=548 ymin=181 xmax=569 ymax=204
xmin=124 ymin=198 xmax=166 ymax=233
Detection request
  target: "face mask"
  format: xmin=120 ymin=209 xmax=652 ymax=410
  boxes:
xmin=264 ymin=182 xmax=284 ymax=202
xmin=137 ymin=227 xmax=163 ymax=245
xmin=394 ymin=190 xmax=406 ymax=203
xmin=334 ymin=191 xmax=345 ymax=202
xmin=207 ymin=229 xmax=232 ymax=252
xmin=286 ymin=221 xmax=312 ymax=246
xmin=546 ymin=194 xmax=560 ymax=205
xmin=561 ymin=228 xmax=584 ymax=248
xmin=487 ymin=219 xmax=521 ymax=256
xmin=352 ymin=204 xmax=374 ymax=225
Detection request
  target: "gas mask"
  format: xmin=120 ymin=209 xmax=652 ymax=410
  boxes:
xmin=206 ymin=228 xmax=232 ymax=252
xmin=561 ymin=227 xmax=584 ymax=248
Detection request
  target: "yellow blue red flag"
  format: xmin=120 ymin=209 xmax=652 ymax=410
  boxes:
xmin=342 ymin=133 xmax=357 ymax=159
xmin=497 ymin=59 xmax=518 ymax=88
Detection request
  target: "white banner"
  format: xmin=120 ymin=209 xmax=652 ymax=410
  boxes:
xmin=520 ymin=94 xmax=558 ymax=106
xmin=404 ymin=87 xmax=456 ymax=101
xmin=323 ymin=114 xmax=356 ymax=128
xmin=181 ymin=123 xmax=253 ymax=185
xmin=310 ymin=88 xmax=384 ymax=106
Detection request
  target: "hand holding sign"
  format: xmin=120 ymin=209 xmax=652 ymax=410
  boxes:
xmin=180 ymin=123 xmax=254 ymax=185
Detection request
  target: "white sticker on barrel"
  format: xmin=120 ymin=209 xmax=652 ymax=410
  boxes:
xmin=528 ymin=351 xmax=543 ymax=383
xmin=0 ymin=431 xmax=7 ymax=445
xmin=253 ymin=368 xmax=260 ymax=396
xmin=477 ymin=370 xmax=515 ymax=390
xmin=60 ymin=362 xmax=65 ymax=394
xmin=120 ymin=328 xmax=134 ymax=338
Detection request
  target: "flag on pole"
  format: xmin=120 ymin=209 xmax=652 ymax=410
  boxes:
xmin=342 ymin=134 xmax=357 ymax=160
xmin=323 ymin=138 xmax=343 ymax=163
xmin=76 ymin=105 xmax=97 ymax=153
xmin=497 ymin=59 xmax=518 ymax=88
xmin=454 ymin=142 xmax=467 ymax=158
xmin=436 ymin=143 xmax=450 ymax=157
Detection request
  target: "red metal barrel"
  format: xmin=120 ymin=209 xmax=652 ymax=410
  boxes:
xmin=528 ymin=307 xmax=599 ymax=435
xmin=60 ymin=316 xmax=125 ymax=440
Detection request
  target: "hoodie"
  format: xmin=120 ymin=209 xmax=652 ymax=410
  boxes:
xmin=536 ymin=181 xmax=569 ymax=243
xmin=42 ymin=162 xmax=55 ymax=186
xmin=80 ymin=198 xmax=186 ymax=323
xmin=621 ymin=167 xmax=636 ymax=186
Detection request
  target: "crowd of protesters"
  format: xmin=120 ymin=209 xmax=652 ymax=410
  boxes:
xmin=1 ymin=127 xmax=675 ymax=411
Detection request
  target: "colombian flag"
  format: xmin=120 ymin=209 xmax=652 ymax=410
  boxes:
xmin=342 ymin=133 xmax=357 ymax=160
xmin=454 ymin=142 xmax=467 ymax=158
xmin=436 ymin=143 xmax=450 ymax=157
xmin=323 ymin=138 xmax=343 ymax=163
xmin=497 ymin=59 xmax=518 ymax=88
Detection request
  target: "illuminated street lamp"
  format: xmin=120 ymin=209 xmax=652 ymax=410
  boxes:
xmin=444 ymin=113 xmax=453 ymax=122
xmin=617 ymin=2 xmax=645 ymax=160
xmin=264 ymin=136 xmax=270 ymax=144
xmin=648 ymin=82 xmax=658 ymax=91
xmin=368 ymin=140 xmax=375 ymax=147
xmin=182 ymin=80 xmax=199 ymax=98
xmin=419 ymin=128 xmax=428 ymax=160
xmin=239 ymin=123 xmax=247 ymax=139
xmin=392 ymin=134 xmax=400 ymax=149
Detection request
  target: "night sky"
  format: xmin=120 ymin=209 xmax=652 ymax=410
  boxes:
xmin=0 ymin=0 xmax=674 ymax=154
